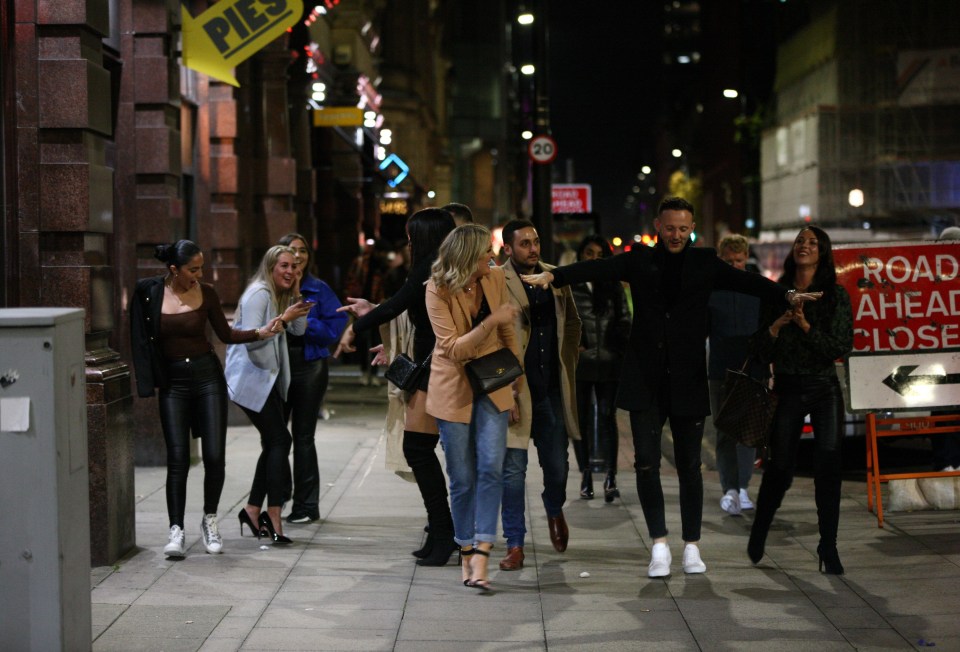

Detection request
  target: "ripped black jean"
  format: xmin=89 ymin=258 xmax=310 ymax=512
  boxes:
xmin=630 ymin=397 xmax=705 ymax=543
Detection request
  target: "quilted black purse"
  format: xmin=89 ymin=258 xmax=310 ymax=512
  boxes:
xmin=384 ymin=353 xmax=430 ymax=392
xmin=714 ymin=360 xmax=778 ymax=448
xmin=464 ymin=347 xmax=523 ymax=395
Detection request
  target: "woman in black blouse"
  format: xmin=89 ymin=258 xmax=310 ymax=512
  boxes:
xmin=747 ymin=226 xmax=854 ymax=574
xmin=335 ymin=208 xmax=458 ymax=566
xmin=130 ymin=240 xmax=281 ymax=559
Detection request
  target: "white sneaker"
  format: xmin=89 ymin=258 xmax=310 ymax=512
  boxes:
xmin=647 ymin=542 xmax=672 ymax=578
xmin=164 ymin=525 xmax=185 ymax=559
xmin=682 ymin=543 xmax=707 ymax=574
xmin=201 ymin=514 xmax=223 ymax=554
xmin=739 ymin=488 xmax=755 ymax=510
xmin=720 ymin=489 xmax=741 ymax=515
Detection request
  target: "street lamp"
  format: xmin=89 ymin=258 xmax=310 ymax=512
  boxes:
xmin=517 ymin=12 xmax=534 ymax=25
xmin=848 ymin=188 xmax=865 ymax=208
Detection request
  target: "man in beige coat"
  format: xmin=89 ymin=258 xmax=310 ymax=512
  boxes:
xmin=498 ymin=219 xmax=581 ymax=571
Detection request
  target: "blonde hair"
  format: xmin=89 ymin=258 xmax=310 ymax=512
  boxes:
xmin=251 ymin=245 xmax=297 ymax=314
xmin=718 ymin=233 xmax=749 ymax=255
xmin=431 ymin=224 xmax=492 ymax=292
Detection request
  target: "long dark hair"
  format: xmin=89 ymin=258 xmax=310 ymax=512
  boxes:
xmin=576 ymin=235 xmax=623 ymax=318
xmin=154 ymin=240 xmax=201 ymax=270
xmin=779 ymin=225 xmax=837 ymax=300
xmin=408 ymin=208 xmax=456 ymax=266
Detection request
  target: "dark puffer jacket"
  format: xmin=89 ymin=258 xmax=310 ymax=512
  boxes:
xmin=571 ymin=281 xmax=630 ymax=382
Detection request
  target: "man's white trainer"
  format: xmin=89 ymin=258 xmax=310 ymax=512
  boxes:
xmin=720 ymin=488 xmax=741 ymax=515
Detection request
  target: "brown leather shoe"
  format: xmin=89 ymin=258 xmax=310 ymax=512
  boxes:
xmin=498 ymin=546 xmax=525 ymax=571
xmin=548 ymin=512 xmax=569 ymax=552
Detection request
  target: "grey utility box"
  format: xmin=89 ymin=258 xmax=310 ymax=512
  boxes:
xmin=0 ymin=309 xmax=91 ymax=651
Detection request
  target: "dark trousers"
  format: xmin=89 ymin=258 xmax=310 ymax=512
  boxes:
xmin=630 ymin=392 xmax=705 ymax=542
xmin=241 ymin=386 xmax=293 ymax=508
xmin=754 ymin=374 xmax=844 ymax=547
xmin=158 ymin=352 xmax=228 ymax=528
xmin=574 ymin=379 xmax=619 ymax=475
xmin=283 ymin=349 xmax=328 ymax=517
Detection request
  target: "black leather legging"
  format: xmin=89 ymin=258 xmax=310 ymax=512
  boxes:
xmin=241 ymin=385 xmax=293 ymax=508
xmin=574 ymin=379 xmax=620 ymax=474
xmin=754 ymin=374 xmax=844 ymax=546
xmin=283 ymin=348 xmax=329 ymax=515
xmin=158 ymin=352 xmax=228 ymax=528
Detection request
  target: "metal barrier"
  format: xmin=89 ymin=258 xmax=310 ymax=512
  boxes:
xmin=866 ymin=412 xmax=960 ymax=528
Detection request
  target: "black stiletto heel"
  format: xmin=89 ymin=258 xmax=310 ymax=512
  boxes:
xmin=238 ymin=509 xmax=261 ymax=539
xmin=817 ymin=544 xmax=844 ymax=575
xmin=467 ymin=547 xmax=492 ymax=591
xmin=580 ymin=471 xmax=594 ymax=499
xmin=417 ymin=534 xmax=457 ymax=566
xmin=458 ymin=547 xmax=475 ymax=586
xmin=258 ymin=513 xmax=293 ymax=545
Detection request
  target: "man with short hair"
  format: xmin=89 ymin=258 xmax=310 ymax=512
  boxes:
xmin=708 ymin=234 xmax=765 ymax=516
xmin=522 ymin=197 xmax=810 ymax=578
xmin=498 ymin=219 xmax=581 ymax=571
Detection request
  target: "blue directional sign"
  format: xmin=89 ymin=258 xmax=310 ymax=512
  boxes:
xmin=379 ymin=153 xmax=409 ymax=187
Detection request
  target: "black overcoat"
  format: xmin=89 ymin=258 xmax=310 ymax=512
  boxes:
xmin=551 ymin=244 xmax=787 ymax=418
xmin=129 ymin=276 xmax=166 ymax=398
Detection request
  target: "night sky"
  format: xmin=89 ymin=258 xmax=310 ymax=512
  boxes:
xmin=548 ymin=3 xmax=664 ymax=237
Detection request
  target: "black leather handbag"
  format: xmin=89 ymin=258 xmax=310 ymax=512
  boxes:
xmin=464 ymin=347 xmax=523 ymax=395
xmin=384 ymin=353 xmax=430 ymax=392
xmin=714 ymin=360 xmax=778 ymax=448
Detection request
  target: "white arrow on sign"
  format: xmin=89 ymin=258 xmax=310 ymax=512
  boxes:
xmin=848 ymin=350 xmax=960 ymax=411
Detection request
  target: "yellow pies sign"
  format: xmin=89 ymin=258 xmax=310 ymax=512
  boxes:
xmin=182 ymin=0 xmax=303 ymax=86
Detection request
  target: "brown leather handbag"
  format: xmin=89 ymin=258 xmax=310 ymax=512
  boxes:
xmin=714 ymin=359 xmax=778 ymax=448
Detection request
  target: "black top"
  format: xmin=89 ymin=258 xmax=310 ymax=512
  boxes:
xmin=522 ymin=279 xmax=559 ymax=400
xmin=550 ymin=242 xmax=789 ymax=417
xmin=354 ymin=258 xmax=435 ymax=363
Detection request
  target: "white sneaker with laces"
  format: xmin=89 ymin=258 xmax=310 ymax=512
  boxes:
xmin=201 ymin=514 xmax=223 ymax=554
xmin=739 ymin=488 xmax=755 ymax=510
xmin=720 ymin=489 xmax=741 ymax=515
xmin=647 ymin=542 xmax=672 ymax=578
xmin=164 ymin=525 xmax=185 ymax=558
xmin=682 ymin=543 xmax=707 ymax=574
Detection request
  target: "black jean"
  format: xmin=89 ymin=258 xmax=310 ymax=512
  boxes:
xmin=158 ymin=352 xmax=228 ymax=528
xmin=756 ymin=374 xmax=844 ymax=546
xmin=574 ymin=379 xmax=619 ymax=475
xmin=241 ymin=385 xmax=293 ymax=508
xmin=630 ymin=394 xmax=705 ymax=542
xmin=283 ymin=348 xmax=329 ymax=516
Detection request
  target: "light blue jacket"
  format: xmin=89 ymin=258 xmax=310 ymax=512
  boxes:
xmin=225 ymin=281 xmax=306 ymax=412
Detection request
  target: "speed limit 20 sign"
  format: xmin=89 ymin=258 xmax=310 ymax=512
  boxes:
xmin=528 ymin=134 xmax=558 ymax=164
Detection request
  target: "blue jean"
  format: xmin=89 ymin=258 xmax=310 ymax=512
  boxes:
xmin=709 ymin=379 xmax=755 ymax=493
xmin=502 ymin=392 xmax=569 ymax=548
xmin=438 ymin=395 xmax=509 ymax=547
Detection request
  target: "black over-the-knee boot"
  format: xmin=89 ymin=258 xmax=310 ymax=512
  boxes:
xmin=403 ymin=431 xmax=456 ymax=566
xmin=814 ymin=452 xmax=844 ymax=574
xmin=748 ymin=469 xmax=791 ymax=564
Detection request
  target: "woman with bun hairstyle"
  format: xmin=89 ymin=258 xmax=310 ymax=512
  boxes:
xmin=225 ymin=245 xmax=314 ymax=545
xmin=130 ymin=240 xmax=283 ymax=559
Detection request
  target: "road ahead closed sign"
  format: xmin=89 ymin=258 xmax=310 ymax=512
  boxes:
xmin=834 ymin=242 xmax=960 ymax=411
xmin=551 ymin=184 xmax=591 ymax=214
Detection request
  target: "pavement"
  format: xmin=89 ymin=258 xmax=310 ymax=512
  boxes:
xmin=90 ymin=365 xmax=960 ymax=651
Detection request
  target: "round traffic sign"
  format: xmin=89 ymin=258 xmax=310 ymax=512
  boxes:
xmin=528 ymin=134 xmax=558 ymax=164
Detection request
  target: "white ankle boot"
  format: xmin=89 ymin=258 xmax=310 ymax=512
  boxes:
xmin=164 ymin=525 xmax=185 ymax=559
xmin=201 ymin=514 xmax=223 ymax=554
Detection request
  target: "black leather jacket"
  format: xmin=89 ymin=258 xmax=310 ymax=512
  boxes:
xmin=571 ymin=281 xmax=630 ymax=382
xmin=130 ymin=276 xmax=166 ymax=397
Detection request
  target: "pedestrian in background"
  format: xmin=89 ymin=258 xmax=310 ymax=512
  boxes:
xmin=747 ymin=225 xmax=853 ymax=574
xmin=226 ymin=245 xmax=313 ymax=545
xmin=130 ymin=239 xmax=281 ymax=558
xmin=497 ymin=219 xmax=581 ymax=573
xmin=425 ymin=224 xmax=522 ymax=590
xmin=708 ymin=234 xmax=766 ymax=516
xmin=521 ymin=197 xmax=809 ymax=578
xmin=335 ymin=208 xmax=459 ymax=566
xmin=277 ymin=233 xmax=347 ymax=524
xmin=570 ymin=235 xmax=629 ymax=503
